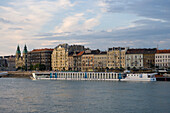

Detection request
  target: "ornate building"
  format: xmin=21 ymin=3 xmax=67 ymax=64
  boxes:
xmin=51 ymin=44 xmax=85 ymax=71
xmin=107 ymin=47 xmax=128 ymax=69
xmin=15 ymin=45 xmax=28 ymax=70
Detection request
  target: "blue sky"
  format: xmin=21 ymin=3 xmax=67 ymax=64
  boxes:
xmin=0 ymin=0 xmax=170 ymax=55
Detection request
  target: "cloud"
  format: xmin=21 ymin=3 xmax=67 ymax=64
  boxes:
xmin=0 ymin=0 xmax=75 ymax=55
xmin=101 ymin=0 xmax=170 ymax=21
xmin=39 ymin=18 xmax=170 ymax=50
xmin=0 ymin=0 xmax=170 ymax=55
xmin=53 ymin=13 xmax=100 ymax=35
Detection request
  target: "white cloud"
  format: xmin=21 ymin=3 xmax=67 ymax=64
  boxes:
xmin=0 ymin=0 xmax=75 ymax=55
xmin=54 ymin=13 xmax=100 ymax=35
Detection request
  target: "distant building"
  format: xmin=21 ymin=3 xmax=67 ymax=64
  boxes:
xmin=126 ymin=49 xmax=144 ymax=69
xmin=0 ymin=57 xmax=8 ymax=71
xmin=68 ymin=51 xmax=85 ymax=71
xmin=0 ymin=55 xmax=16 ymax=71
xmin=126 ymin=48 xmax=156 ymax=69
xmin=155 ymin=49 xmax=170 ymax=69
xmin=7 ymin=55 xmax=16 ymax=71
xmin=143 ymin=48 xmax=157 ymax=68
xmin=74 ymin=51 xmax=84 ymax=71
xmin=52 ymin=43 xmax=85 ymax=71
xmin=68 ymin=52 xmax=74 ymax=71
xmin=81 ymin=49 xmax=100 ymax=72
xmin=94 ymin=51 xmax=107 ymax=70
xmin=27 ymin=48 xmax=53 ymax=70
xmin=107 ymin=47 xmax=128 ymax=69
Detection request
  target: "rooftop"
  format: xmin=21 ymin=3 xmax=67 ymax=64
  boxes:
xmin=126 ymin=48 xmax=157 ymax=54
xmin=31 ymin=48 xmax=53 ymax=52
xmin=156 ymin=49 xmax=170 ymax=53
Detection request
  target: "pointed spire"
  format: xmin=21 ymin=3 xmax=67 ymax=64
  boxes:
xmin=23 ymin=44 xmax=28 ymax=54
xmin=16 ymin=45 xmax=21 ymax=54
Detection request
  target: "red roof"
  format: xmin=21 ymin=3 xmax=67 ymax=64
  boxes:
xmin=31 ymin=48 xmax=53 ymax=52
xmin=157 ymin=49 xmax=170 ymax=53
xmin=77 ymin=51 xmax=84 ymax=56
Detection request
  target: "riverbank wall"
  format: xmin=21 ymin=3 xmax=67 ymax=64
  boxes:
xmin=2 ymin=71 xmax=33 ymax=78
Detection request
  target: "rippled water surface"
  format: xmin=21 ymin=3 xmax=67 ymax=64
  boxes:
xmin=0 ymin=78 xmax=170 ymax=113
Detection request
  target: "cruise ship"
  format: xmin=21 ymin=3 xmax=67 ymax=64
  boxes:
xmin=31 ymin=72 xmax=156 ymax=81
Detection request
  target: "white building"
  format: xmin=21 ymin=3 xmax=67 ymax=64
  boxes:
xmin=125 ymin=49 xmax=143 ymax=69
xmin=155 ymin=50 xmax=170 ymax=68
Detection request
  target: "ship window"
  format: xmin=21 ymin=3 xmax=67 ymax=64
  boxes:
xmin=139 ymin=74 xmax=142 ymax=78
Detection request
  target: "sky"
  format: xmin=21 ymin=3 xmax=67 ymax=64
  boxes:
xmin=0 ymin=0 xmax=170 ymax=55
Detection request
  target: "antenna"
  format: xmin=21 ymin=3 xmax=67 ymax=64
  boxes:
xmin=157 ymin=44 xmax=159 ymax=50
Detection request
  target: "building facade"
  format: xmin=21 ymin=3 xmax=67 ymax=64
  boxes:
xmin=52 ymin=44 xmax=69 ymax=71
xmin=81 ymin=50 xmax=100 ymax=72
xmin=52 ymin=44 xmax=85 ymax=71
xmin=126 ymin=48 xmax=156 ymax=69
xmin=143 ymin=49 xmax=156 ymax=68
xmin=155 ymin=50 xmax=170 ymax=68
xmin=126 ymin=49 xmax=144 ymax=69
xmin=0 ymin=57 xmax=8 ymax=71
xmin=28 ymin=48 xmax=53 ymax=70
xmin=107 ymin=47 xmax=128 ymax=69
xmin=94 ymin=52 xmax=107 ymax=70
xmin=6 ymin=55 xmax=16 ymax=71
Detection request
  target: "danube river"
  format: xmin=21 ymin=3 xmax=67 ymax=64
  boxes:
xmin=0 ymin=78 xmax=170 ymax=113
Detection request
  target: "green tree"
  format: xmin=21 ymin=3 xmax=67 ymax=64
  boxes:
xmin=29 ymin=64 xmax=34 ymax=70
xmin=39 ymin=64 xmax=46 ymax=71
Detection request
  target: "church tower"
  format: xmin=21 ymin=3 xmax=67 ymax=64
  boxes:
xmin=16 ymin=45 xmax=21 ymax=60
xmin=15 ymin=45 xmax=22 ymax=69
xmin=23 ymin=44 xmax=28 ymax=71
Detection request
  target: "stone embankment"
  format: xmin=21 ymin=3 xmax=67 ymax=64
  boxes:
xmin=2 ymin=71 xmax=33 ymax=78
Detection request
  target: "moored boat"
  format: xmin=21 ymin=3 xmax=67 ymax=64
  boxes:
xmin=121 ymin=73 xmax=157 ymax=81
xmin=31 ymin=72 xmax=156 ymax=81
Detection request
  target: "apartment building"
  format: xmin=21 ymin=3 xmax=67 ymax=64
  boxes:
xmin=94 ymin=51 xmax=107 ymax=70
xmin=126 ymin=48 xmax=156 ymax=69
xmin=81 ymin=50 xmax=100 ymax=72
xmin=52 ymin=44 xmax=85 ymax=71
xmin=155 ymin=49 xmax=170 ymax=68
xmin=107 ymin=47 xmax=128 ymax=69
xmin=27 ymin=48 xmax=53 ymax=70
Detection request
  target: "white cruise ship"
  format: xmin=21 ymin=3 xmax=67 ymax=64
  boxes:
xmin=31 ymin=72 xmax=156 ymax=81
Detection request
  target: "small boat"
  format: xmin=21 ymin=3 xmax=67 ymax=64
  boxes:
xmin=121 ymin=73 xmax=157 ymax=81
xmin=0 ymin=72 xmax=8 ymax=76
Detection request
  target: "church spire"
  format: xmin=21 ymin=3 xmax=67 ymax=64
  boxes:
xmin=23 ymin=44 xmax=28 ymax=54
xmin=16 ymin=45 xmax=21 ymax=54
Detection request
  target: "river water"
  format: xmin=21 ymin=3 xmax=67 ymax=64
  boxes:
xmin=0 ymin=78 xmax=170 ymax=113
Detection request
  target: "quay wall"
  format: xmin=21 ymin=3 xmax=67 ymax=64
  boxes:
xmin=2 ymin=71 xmax=33 ymax=78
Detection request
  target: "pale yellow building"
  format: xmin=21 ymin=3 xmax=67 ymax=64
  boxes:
xmin=107 ymin=47 xmax=128 ymax=69
xmin=52 ymin=44 xmax=85 ymax=71
xmin=52 ymin=44 xmax=69 ymax=71
xmin=81 ymin=50 xmax=100 ymax=72
xmin=94 ymin=52 xmax=107 ymax=70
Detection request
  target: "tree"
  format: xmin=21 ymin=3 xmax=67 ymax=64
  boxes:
xmin=16 ymin=66 xmax=22 ymax=71
xmin=29 ymin=64 xmax=34 ymax=70
xmin=39 ymin=64 xmax=46 ymax=71
xmin=33 ymin=64 xmax=46 ymax=71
